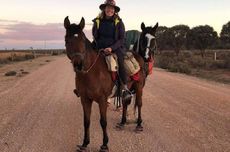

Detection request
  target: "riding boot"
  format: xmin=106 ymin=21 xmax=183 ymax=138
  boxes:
xmin=122 ymin=84 xmax=132 ymax=101
xmin=115 ymin=50 xmax=132 ymax=101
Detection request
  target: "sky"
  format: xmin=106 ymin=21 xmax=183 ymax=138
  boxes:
xmin=0 ymin=0 xmax=229 ymax=50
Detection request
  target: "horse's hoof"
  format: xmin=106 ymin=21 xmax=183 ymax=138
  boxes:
xmin=116 ymin=123 xmax=125 ymax=130
xmin=135 ymin=125 xmax=143 ymax=133
xmin=99 ymin=145 xmax=109 ymax=152
xmin=76 ymin=145 xmax=88 ymax=152
xmin=73 ymin=89 xmax=80 ymax=97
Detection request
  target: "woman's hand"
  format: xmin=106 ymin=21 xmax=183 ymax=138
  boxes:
xmin=104 ymin=47 xmax=112 ymax=54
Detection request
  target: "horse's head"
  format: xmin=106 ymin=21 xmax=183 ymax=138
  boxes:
xmin=139 ymin=22 xmax=158 ymax=61
xmin=64 ymin=16 xmax=86 ymax=71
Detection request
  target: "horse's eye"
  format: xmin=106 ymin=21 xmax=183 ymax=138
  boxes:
xmin=74 ymin=34 xmax=78 ymax=37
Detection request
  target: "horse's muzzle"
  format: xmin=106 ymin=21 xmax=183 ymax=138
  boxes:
xmin=74 ymin=62 xmax=83 ymax=72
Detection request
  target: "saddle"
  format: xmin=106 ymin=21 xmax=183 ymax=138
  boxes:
xmin=105 ymin=52 xmax=140 ymax=81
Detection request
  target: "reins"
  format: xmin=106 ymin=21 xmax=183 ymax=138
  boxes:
xmin=82 ymin=49 xmax=104 ymax=73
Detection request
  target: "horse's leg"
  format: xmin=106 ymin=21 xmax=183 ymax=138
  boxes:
xmin=74 ymin=74 xmax=80 ymax=97
xmin=77 ymin=98 xmax=92 ymax=151
xmin=135 ymin=89 xmax=143 ymax=132
xmin=116 ymin=99 xmax=129 ymax=129
xmin=99 ymin=99 xmax=109 ymax=152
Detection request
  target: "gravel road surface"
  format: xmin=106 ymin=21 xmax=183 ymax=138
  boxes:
xmin=0 ymin=57 xmax=229 ymax=152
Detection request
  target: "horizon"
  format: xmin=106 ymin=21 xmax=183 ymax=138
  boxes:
xmin=0 ymin=0 xmax=229 ymax=50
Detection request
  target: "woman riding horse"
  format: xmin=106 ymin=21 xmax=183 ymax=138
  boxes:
xmin=64 ymin=1 xmax=158 ymax=151
xmin=74 ymin=0 xmax=132 ymax=100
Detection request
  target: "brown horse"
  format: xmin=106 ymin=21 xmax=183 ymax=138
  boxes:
xmin=64 ymin=16 xmax=146 ymax=152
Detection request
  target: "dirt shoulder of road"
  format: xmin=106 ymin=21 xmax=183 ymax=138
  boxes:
xmin=0 ymin=55 xmax=66 ymax=93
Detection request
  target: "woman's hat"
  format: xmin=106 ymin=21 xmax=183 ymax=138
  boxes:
xmin=99 ymin=0 xmax=120 ymax=12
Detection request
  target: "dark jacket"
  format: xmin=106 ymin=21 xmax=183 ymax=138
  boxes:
xmin=92 ymin=16 xmax=125 ymax=52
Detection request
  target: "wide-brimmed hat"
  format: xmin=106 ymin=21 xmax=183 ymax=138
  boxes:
xmin=99 ymin=0 xmax=120 ymax=12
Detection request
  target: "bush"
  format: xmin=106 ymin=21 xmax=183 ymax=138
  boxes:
xmin=5 ymin=71 xmax=17 ymax=76
xmin=189 ymin=56 xmax=207 ymax=68
xmin=215 ymin=51 xmax=230 ymax=60
xmin=160 ymin=51 xmax=175 ymax=57
xmin=25 ymin=54 xmax=35 ymax=60
xmin=168 ymin=62 xmax=191 ymax=74
xmin=182 ymin=51 xmax=193 ymax=58
xmin=0 ymin=59 xmax=10 ymax=64
xmin=206 ymin=54 xmax=230 ymax=70
xmin=209 ymin=60 xmax=225 ymax=69
xmin=155 ymin=55 xmax=174 ymax=69
xmin=51 ymin=52 xmax=59 ymax=56
xmin=222 ymin=55 xmax=230 ymax=69
xmin=175 ymin=55 xmax=186 ymax=62
xmin=14 ymin=56 xmax=27 ymax=61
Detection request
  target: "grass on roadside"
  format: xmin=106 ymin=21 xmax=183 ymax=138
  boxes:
xmin=154 ymin=50 xmax=230 ymax=84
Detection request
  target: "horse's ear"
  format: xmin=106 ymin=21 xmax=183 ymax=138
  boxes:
xmin=141 ymin=22 xmax=145 ymax=31
xmin=152 ymin=22 xmax=159 ymax=32
xmin=64 ymin=16 xmax=70 ymax=29
xmin=79 ymin=17 xmax=85 ymax=30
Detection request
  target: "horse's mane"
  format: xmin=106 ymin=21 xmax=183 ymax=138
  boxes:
xmin=85 ymin=37 xmax=95 ymax=52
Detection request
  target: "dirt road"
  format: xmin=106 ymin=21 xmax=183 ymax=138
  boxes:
xmin=0 ymin=57 xmax=229 ymax=152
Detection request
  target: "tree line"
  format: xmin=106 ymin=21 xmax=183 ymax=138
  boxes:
xmin=156 ymin=21 xmax=230 ymax=57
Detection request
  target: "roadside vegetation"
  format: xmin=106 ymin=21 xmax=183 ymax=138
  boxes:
xmin=153 ymin=21 xmax=230 ymax=84
xmin=0 ymin=49 xmax=65 ymax=64
xmin=155 ymin=50 xmax=230 ymax=84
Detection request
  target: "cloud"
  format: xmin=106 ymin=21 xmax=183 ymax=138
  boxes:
xmin=0 ymin=22 xmax=65 ymax=41
xmin=0 ymin=19 xmax=93 ymax=49
xmin=0 ymin=20 xmax=93 ymax=41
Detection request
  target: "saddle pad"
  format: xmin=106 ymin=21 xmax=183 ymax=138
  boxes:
xmin=105 ymin=52 xmax=140 ymax=76
xmin=124 ymin=52 xmax=140 ymax=76
xmin=105 ymin=55 xmax=118 ymax=72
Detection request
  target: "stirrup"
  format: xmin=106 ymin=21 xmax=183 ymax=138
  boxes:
xmin=122 ymin=89 xmax=133 ymax=101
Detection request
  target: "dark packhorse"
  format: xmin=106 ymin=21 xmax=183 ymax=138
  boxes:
xmin=133 ymin=22 xmax=158 ymax=75
xmin=64 ymin=16 xmax=147 ymax=152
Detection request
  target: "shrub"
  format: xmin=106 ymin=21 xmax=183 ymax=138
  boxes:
xmin=15 ymin=56 xmax=26 ymax=61
xmin=168 ymin=62 xmax=191 ymax=74
xmin=0 ymin=59 xmax=10 ymax=64
xmin=182 ymin=51 xmax=193 ymax=58
xmin=5 ymin=71 xmax=17 ymax=76
xmin=189 ymin=56 xmax=206 ymax=68
xmin=209 ymin=60 xmax=224 ymax=69
xmin=175 ymin=55 xmax=186 ymax=62
xmin=222 ymin=55 xmax=230 ymax=69
xmin=160 ymin=51 xmax=175 ymax=57
xmin=51 ymin=52 xmax=59 ymax=56
xmin=25 ymin=54 xmax=35 ymax=60
xmin=155 ymin=55 xmax=174 ymax=69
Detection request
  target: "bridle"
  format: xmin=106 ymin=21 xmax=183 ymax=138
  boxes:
xmin=65 ymin=33 xmax=101 ymax=74
xmin=68 ymin=43 xmax=103 ymax=74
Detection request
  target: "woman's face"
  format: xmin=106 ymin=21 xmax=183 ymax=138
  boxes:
xmin=105 ymin=5 xmax=115 ymax=17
